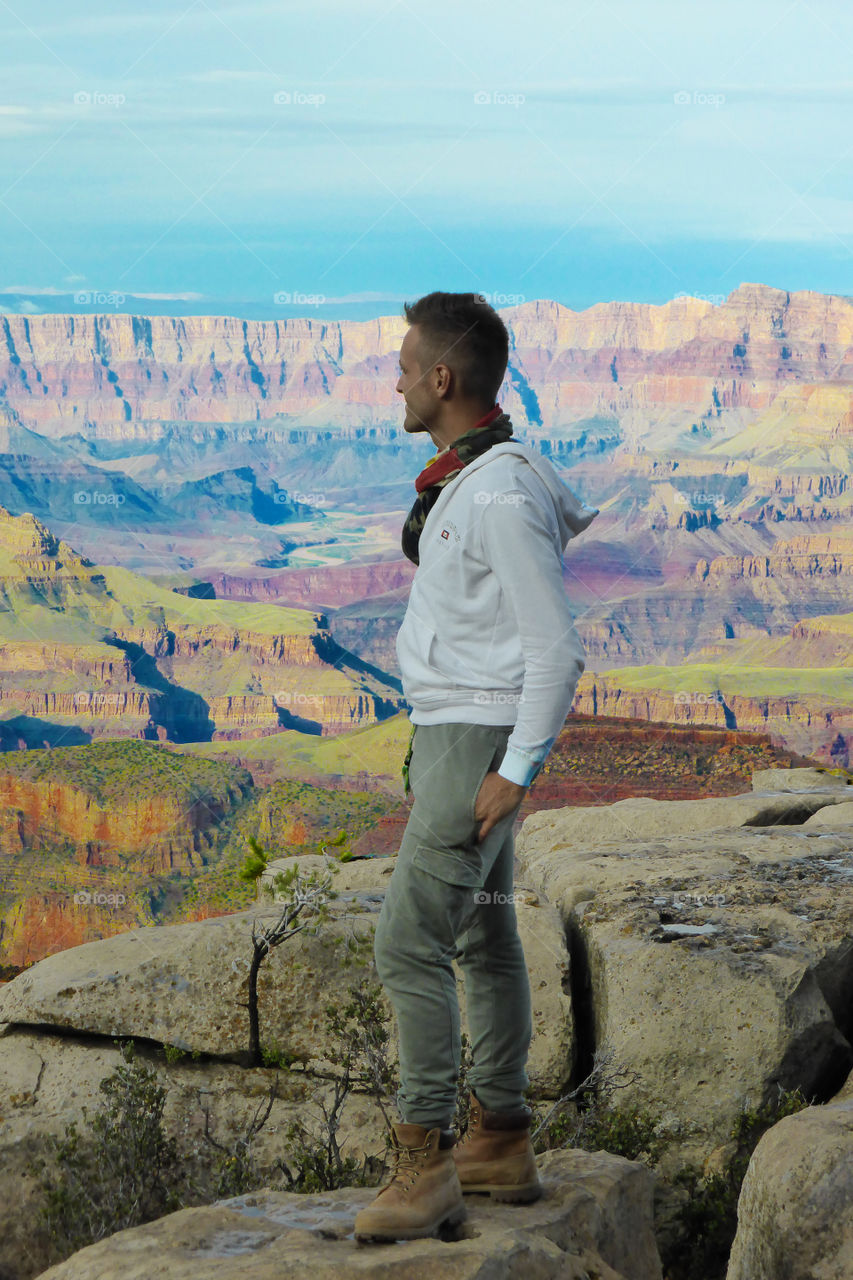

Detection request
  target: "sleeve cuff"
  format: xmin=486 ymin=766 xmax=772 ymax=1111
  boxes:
xmin=497 ymin=744 xmax=545 ymax=788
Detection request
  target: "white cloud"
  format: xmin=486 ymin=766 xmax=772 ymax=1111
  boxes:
xmin=321 ymin=291 xmax=410 ymax=304
xmin=128 ymin=291 xmax=205 ymax=300
xmin=0 ymin=285 xmax=67 ymax=294
xmin=0 ymin=286 xmax=206 ymax=301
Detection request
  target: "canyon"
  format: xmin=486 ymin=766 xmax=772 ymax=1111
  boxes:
xmin=0 ymin=282 xmax=850 ymax=964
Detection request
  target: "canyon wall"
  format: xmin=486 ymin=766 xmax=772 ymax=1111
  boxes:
xmin=3 ymin=284 xmax=853 ymax=438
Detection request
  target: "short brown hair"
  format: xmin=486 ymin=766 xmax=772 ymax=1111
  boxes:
xmin=402 ymin=291 xmax=509 ymax=405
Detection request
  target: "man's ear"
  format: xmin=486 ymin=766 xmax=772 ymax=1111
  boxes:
xmin=433 ymin=361 xmax=452 ymax=398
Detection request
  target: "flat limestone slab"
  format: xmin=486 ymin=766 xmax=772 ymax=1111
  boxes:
xmin=0 ymin=863 xmax=574 ymax=1098
xmin=33 ymin=1148 xmax=662 ymax=1280
xmin=0 ymin=905 xmax=376 ymax=1061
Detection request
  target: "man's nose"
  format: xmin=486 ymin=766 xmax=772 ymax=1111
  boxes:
xmin=395 ymin=377 xmax=403 ymax=394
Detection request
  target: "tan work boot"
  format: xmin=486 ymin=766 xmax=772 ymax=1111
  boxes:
xmin=452 ymin=1090 xmax=543 ymax=1202
xmin=354 ymin=1121 xmax=467 ymax=1242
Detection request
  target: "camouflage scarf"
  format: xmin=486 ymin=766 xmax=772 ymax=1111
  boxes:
xmin=401 ymin=409 xmax=514 ymax=565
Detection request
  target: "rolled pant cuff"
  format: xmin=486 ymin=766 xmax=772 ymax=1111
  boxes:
xmin=401 ymin=1115 xmax=455 ymax=1130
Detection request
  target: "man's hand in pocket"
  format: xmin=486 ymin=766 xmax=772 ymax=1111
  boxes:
xmin=473 ymin=772 xmax=527 ymax=842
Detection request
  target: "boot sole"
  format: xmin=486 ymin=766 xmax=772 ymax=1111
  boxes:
xmin=459 ymin=1180 xmax=543 ymax=1203
xmin=354 ymin=1201 xmax=468 ymax=1243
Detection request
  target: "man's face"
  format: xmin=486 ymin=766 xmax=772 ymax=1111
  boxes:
xmin=396 ymin=325 xmax=441 ymax=435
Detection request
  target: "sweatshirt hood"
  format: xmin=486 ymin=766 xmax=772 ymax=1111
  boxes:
xmin=454 ymin=440 xmax=600 ymax=550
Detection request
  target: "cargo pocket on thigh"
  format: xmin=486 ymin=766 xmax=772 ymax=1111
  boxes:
xmin=411 ymin=843 xmax=484 ymax=888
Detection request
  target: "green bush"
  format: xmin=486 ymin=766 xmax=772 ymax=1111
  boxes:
xmin=28 ymin=1040 xmax=191 ymax=1264
xmin=534 ymin=1098 xmax=668 ymax=1166
xmin=279 ymin=1116 xmax=376 ymax=1193
xmin=278 ymin=973 xmax=400 ymax=1191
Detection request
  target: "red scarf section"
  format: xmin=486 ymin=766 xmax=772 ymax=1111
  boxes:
xmin=414 ymin=405 xmax=503 ymax=494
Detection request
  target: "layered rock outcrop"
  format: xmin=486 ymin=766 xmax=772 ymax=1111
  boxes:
xmin=203 ymin=561 xmax=415 ymax=611
xmin=571 ymin=670 xmax=853 ymax=768
xmin=0 ymin=739 xmax=255 ymax=968
xmin=0 ymin=771 xmax=244 ymax=862
xmin=692 ymin=533 xmax=853 ymax=588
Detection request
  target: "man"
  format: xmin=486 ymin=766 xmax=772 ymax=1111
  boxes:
xmin=354 ymin=291 xmax=598 ymax=1243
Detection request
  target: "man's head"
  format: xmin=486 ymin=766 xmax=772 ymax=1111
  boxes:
xmin=396 ymin=292 xmax=509 ymax=445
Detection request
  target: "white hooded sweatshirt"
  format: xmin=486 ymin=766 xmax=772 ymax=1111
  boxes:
xmin=395 ymin=440 xmax=599 ymax=787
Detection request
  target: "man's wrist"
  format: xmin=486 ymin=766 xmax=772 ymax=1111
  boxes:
xmin=497 ymin=745 xmax=544 ymax=788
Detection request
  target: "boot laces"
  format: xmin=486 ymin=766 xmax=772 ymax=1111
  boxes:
xmin=386 ymin=1137 xmax=431 ymax=1192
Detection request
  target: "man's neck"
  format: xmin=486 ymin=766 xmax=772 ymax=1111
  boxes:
xmin=429 ymin=403 xmax=500 ymax=453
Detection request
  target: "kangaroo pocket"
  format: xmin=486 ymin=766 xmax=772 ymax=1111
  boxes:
xmin=396 ymin=610 xmax=442 ymax=704
xmin=433 ymin=616 xmax=524 ymax=691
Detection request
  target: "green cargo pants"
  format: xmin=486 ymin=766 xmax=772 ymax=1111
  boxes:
xmin=374 ymin=721 xmax=533 ymax=1129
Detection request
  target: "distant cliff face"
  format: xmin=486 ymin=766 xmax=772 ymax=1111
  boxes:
xmin=0 ymin=739 xmax=256 ymax=969
xmin=204 ymin=561 xmax=416 ymax=610
xmin=0 ymin=771 xmax=232 ymax=870
xmin=3 ymin=284 xmax=853 ymax=438
xmin=692 ymin=535 xmax=853 ymax=585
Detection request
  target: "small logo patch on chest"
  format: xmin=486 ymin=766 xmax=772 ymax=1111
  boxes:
xmin=438 ymin=521 xmax=461 ymax=543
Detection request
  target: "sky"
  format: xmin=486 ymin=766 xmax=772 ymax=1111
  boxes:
xmin=2 ymin=0 xmax=853 ymax=321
